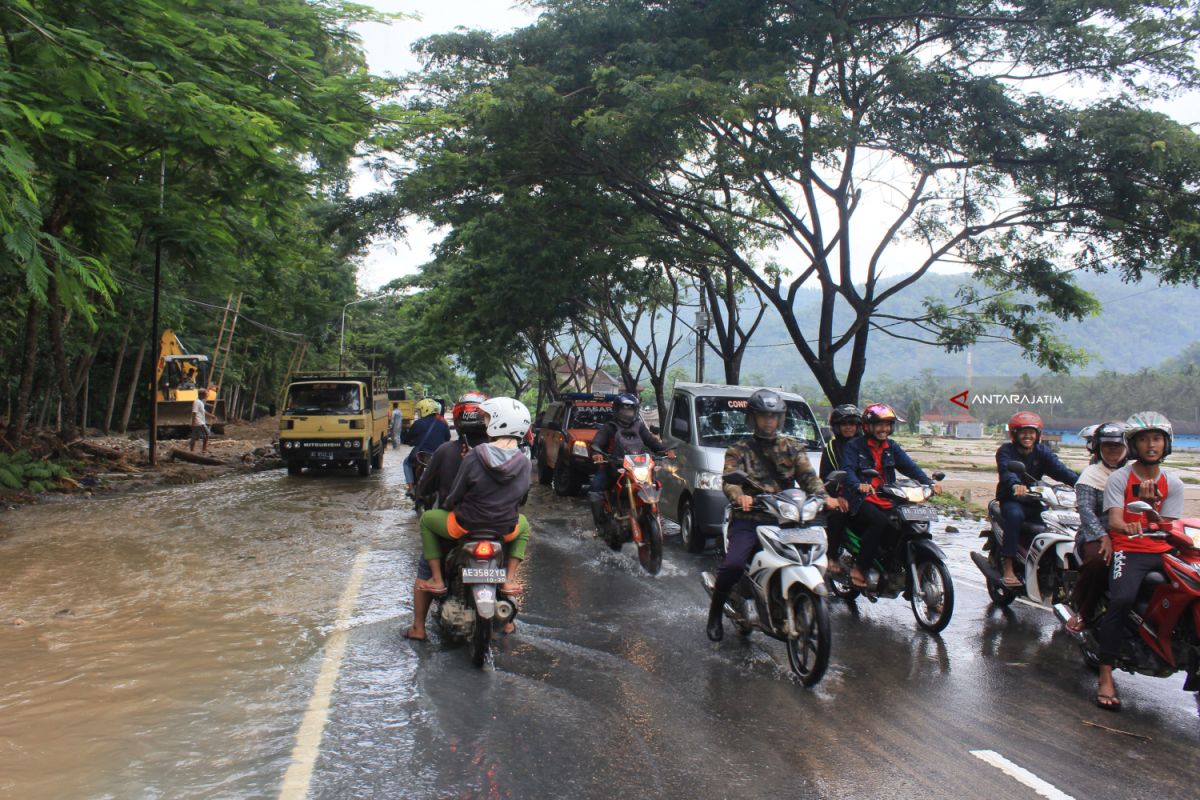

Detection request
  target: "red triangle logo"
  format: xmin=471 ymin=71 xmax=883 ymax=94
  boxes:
xmin=950 ymin=390 xmax=969 ymax=410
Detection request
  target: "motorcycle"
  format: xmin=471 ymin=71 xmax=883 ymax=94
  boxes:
xmin=408 ymin=450 xmax=434 ymax=514
xmin=701 ymin=471 xmax=835 ymax=686
xmin=971 ymin=459 xmax=1081 ymax=608
xmin=1054 ymin=502 xmax=1200 ymax=691
xmin=595 ymin=452 xmax=665 ymax=575
xmin=826 ymin=469 xmax=955 ymax=633
xmin=432 ymin=530 xmax=518 ymax=668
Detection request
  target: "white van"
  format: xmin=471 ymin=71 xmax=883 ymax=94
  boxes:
xmin=657 ymin=382 xmax=825 ymax=552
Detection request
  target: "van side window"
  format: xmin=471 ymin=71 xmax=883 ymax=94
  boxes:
xmin=670 ymin=396 xmax=690 ymax=439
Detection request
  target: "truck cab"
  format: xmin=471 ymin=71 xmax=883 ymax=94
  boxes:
xmin=278 ymin=373 xmax=389 ymax=477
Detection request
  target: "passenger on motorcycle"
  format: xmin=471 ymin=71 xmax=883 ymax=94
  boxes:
xmin=841 ymin=403 xmax=942 ymax=591
xmin=707 ymin=389 xmax=840 ymax=641
xmin=820 ymin=404 xmax=862 ymax=572
xmin=1094 ymin=412 xmax=1185 ymax=711
xmin=1065 ymin=421 xmax=1128 ymax=633
xmin=587 ymin=392 xmax=673 ymax=527
xmin=994 ymin=411 xmax=1078 ymax=588
xmin=403 ymin=398 xmax=450 ymax=496
xmin=415 ymin=397 xmax=533 ymax=599
xmin=404 ymin=393 xmax=492 ymax=641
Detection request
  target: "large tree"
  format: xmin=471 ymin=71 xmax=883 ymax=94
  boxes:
xmin=403 ymin=0 xmax=1200 ymax=403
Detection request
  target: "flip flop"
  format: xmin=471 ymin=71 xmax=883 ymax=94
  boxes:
xmin=1065 ymin=614 xmax=1086 ymax=633
xmin=1002 ymin=575 xmax=1023 ymax=589
xmin=403 ymin=629 xmax=427 ymax=642
xmin=1094 ymin=691 xmax=1122 ymax=712
xmin=415 ymin=580 xmax=448 ymax=596
xmin=850 ymin=574 xmax=870 ymax=590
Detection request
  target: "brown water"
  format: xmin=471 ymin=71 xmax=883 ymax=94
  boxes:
xmin=0 ymin=458 xmax=413 ymax=799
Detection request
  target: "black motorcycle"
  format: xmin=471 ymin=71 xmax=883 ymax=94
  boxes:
xmin=432 ymin=531 xmax=518 ymax=667
xmin=826 ymin=469 xmax=955 ymax=633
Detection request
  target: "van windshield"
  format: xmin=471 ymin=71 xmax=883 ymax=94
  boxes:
xmin=285 ymin=384 xmax=362 ymax=415
xmin=694 ymin=396 xmax=821 ymax=449
xmin=569 ymin=402 xmax=612 ymax=429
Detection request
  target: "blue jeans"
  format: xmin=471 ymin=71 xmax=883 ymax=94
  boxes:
xmin=715 ymin=519 xmax=760 ymax=593
xmin=403 ymin=450 xmax=429 ymax=485
xmin=999 ymin=499 xmax=1041 ymax=558
xmin=588 ymin=467 xmax=613 ymax=498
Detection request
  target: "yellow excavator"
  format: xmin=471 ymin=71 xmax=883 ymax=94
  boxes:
xmin=155 ymin=329 xmax=226 ymax=437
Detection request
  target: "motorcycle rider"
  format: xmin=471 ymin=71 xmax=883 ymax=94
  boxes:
xmin=707 ymin=389 xmax=840 ymax=641
xmin=587 ymin=392 xmax=673 ymax=528
xmin=415 ymin=397 xmax=533 ymax=599
xmin=994 ymin=411 xmax=1078 ymax=589
xmin=1094 ymin=412 xmax=1185 ymax=710
xmin=841 ymin=403 xmax=942 ymax=591
xmin=404 ymin=394 xmax=493 ymax=642
xmin=820 ymin=404 xmax=862 ymax=571
xmin=403 ymin=398 xmax=450 ymax=497
xmin=1065 ymin=421 xmax=1128 ymax=633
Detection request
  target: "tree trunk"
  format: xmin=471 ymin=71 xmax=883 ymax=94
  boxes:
xmin=120 ymin=338 xmax=148 ymax=434
xmin=10 ymin=297 xmax=44 ymax=442
xmin=104 ymin=316 xmax=132 ymax=433
xmin=45 ymin=276 xmax=78 ymax=441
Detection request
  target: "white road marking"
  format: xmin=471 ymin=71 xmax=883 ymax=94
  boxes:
xmin=971 ymin=749 xmax=1076 ymax=800
xmin=278 ymin=549 xmax=370 ymax=800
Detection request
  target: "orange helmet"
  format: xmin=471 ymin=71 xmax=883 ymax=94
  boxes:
xmin=1008 ymin=411 xmax=1043 ymax=443
xmin=862 ymin=403 xmax=899 ymax=424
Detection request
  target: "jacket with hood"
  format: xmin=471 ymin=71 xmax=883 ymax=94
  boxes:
xmin=446 ymin=443 xmax=531 ymax=532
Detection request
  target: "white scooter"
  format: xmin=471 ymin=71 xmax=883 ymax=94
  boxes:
xmin=970 ymin=459 xmax=1081 ymax=608
xmin=701 ymin=471 xmax=838 ymax=687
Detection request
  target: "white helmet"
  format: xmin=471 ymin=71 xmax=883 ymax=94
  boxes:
xmin=479 ymin=397 xmax=531 ymax=439
xmin=1124 ymin=411 xmax=1173 ymax=460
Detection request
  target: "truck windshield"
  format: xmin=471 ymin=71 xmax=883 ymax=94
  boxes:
xmin=285 ymin=384 xmax=362 ymax=415
xmin=569 ymin=402 xmax=613 ymax=429
xmin=693 ymin=397 xmax=821 ymax=449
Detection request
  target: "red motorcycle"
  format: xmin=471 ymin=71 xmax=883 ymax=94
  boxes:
xmin=596 ymin=453 xmax=664 ymax=575
xmin=1056 ymin=501 xmax=1200 ymax=691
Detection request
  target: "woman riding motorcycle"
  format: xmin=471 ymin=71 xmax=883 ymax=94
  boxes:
xmin=403 ymin=398 xmax=450 ymax=495
xmin=1065 ymin=421 xmax=1127 ymax=633
xmin=707 ymin=389 xmax=840 ymax=641
xmin=820 ymin=404 xmax=862 ymax=571
xmin=841 ymin=403 xmax=942 ymax=590
xmin=1094 ymin=412 xmax=1186 ymax=710
xmin=993 ymin=411 xmax=1078 ymax=588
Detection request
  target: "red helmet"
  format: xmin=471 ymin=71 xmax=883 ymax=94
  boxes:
xmin=862 ymin=403 xmax=899 ymax=424
xmin=453 ymin=391 xmax=489 ymax=431
xmin=1008 ymin=411 xmax=1043 ymax=443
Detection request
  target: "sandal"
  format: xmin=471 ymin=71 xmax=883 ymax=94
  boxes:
xmin=1094 ymin=691 xmax=1122 ymax=712
xmin=403 ymin=628 xmax=427 ymax=642
xmin=849 ymin=571 xmax=870 ymax=590
xmin=1066 ymin=613 xmax=1086 ymax=634
xmin=1002 ymin=575 xmax=1023 ymax=589
xmin=415 ymin=579 xmax=448 ymax=595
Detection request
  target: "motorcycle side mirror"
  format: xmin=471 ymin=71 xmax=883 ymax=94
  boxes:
xmin=932 ymin=471 xmax=946 ymax=481
xmin=1005 ymin=460 xmax=1027 ymax=475
xmin=861 ymin=468 xmax=880 ymax=479
xmin=722 ymin=471 xmax=749 ymax=486
xmin=1127 ymin=500 xmax=1155 ymax=515
xmin=826 ymin=470 xmax=846 ymax=485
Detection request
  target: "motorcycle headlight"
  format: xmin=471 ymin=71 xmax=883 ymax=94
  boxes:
xmin=632 ymin=466 xmax=652 ymax=484
xmin=801 ymin=497 xmax=822 ymax=522
xmin=572 ymin=440 xmax=589 ymax=457
xmin=778 ymin=501 xmax=801 ymax=522
xmin=697 ymin=471 xmax=724 ymax=491
xmin=1185 ymin=526 xmax=1200 ymax=549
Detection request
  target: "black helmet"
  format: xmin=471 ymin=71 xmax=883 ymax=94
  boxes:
xmin=747 ymin=389 xmax=786 ymax=439
xmin=829 ymin=404 xmax=862 ymax=428
xmin=614 ymin=392 xmax=639 ymax=428
xmin=1089 ymin=421 xmax=1128 ymax=468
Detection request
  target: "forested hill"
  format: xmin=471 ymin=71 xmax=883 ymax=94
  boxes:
xmin=734 ymin=272 xmax=1200 ymax=384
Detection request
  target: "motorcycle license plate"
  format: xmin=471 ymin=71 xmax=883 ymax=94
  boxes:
xmin=778 ymin=529 xmax=825 ymax=546
xmin=900 ymin=505 xmax=937 ymax=522
xmin=461 ymin=567 xmax=506 ymax=583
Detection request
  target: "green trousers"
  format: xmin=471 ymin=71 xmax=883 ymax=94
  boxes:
xmin=419 ymin=509 xmax=530 ymax=562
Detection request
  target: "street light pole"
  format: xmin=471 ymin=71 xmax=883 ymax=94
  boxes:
xmin=339 ymin=293 xmax=392 ymax=370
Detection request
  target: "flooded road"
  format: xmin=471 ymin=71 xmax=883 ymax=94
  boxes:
xmin=2 ymin=447 xmax=1197 ymax=799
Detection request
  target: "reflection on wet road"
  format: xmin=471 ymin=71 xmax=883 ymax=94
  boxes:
xmin=1 ymin=448 xmax=1197 ymax=799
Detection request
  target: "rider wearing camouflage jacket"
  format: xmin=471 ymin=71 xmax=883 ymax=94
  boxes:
xmin=722 ymin=435 xmax=826 ymax=521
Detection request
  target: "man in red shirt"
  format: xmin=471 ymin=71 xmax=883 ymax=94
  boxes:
xmin=1094 ymin=412 xmax=1185 ymax=710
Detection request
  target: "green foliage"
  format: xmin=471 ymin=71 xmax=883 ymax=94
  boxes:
xmin=0 ymin=452 xmax=74 ymax=492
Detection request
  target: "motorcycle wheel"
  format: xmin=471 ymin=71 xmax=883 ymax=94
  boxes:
xmin=786 ymin=589 xmax=831 ymax=687
xmin=825 ymin=559 xmax=860 ymax=601
xmin=637 ymin=512 xmax=663 ymax=575
xmin=985 ymin=550 xmax=1017 ymax=607
xmin=470 ymin=616 xmax=492 ymax=668
xmin=911 ymin=558 xmax=954 ymax=633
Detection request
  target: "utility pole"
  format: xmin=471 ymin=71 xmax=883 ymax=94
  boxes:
xmin=695 ymin=295 xmax=711 ymax=383
xmin=149 ymin=152 xmax=165 ymax=466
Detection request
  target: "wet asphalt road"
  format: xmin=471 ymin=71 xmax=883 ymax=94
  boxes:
xmin=1 ymin=446 xmax=1198 ymax=800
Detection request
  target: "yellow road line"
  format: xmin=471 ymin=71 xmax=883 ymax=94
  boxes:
xmin=279 ymin=549 xmax=370 ymax=800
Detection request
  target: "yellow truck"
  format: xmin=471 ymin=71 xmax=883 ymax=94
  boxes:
xmin=278 ymin=372 xmax=389 ymax=477
xmin=155 ymin=329 xmax=226 ymax=437
xmin=387 ymin=387 xmax=416 ymax=435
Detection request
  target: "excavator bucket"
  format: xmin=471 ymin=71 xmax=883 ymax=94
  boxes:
xmin=156 ymin=399 xmax=227 ymax=437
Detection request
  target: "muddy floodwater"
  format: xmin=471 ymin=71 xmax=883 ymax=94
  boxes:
xmin=2 ymin=446 xmax=1198 ymax=800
